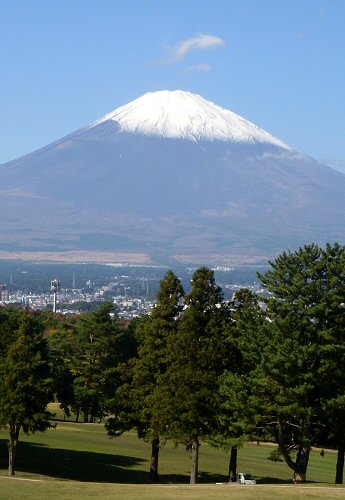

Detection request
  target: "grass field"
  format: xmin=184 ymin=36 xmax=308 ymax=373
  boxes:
xmin=0 ymin=408 xmax=344 ymax=499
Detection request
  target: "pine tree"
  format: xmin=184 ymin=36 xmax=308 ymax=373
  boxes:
xmin=256 ymin=243 xmax=345 ymax=483
xmin=159 ymin=267 xmax=226 ymax=484
xmin=217 ymin=288 xmax=263 ymax=482
xmin=316 ymin=243 xmax=345 ymax=483
xmin=0 ymin=307 xmax=22 ymax=355
xmin=48 ymin=320 xmax=78 ymax=417
xmin=0 ymin=311 xmax=52 ymax=475
xmin=129 ymin=271 xmax=184 ymax=481
xmin=72 ymin=302 xmax=126 ymax=422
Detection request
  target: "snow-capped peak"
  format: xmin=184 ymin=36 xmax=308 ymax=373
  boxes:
xmin=90 ymin=90 xmax=291 ymax=149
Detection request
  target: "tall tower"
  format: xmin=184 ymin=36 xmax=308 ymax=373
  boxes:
xmin=51 ymin=279 xmax=60 ymax=313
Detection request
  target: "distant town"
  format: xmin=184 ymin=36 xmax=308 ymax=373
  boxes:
xmin=0 ymin=261 xmax=267 ymax=319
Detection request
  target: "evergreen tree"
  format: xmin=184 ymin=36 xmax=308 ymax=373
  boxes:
xmin=159 ymin=267 xmax=225 ymax=484
xmin=72 ymin=302 xmax=126 ymax=422
xmin=126 ymin=271 xmax=184 ymax=481
xmin=0 ymin=307 xmax=22 ymax=354
xmin=256 ymin=243 xmax=345 ymax=483
xmin=217 ymin=289 xmax=263 ymax=482
xmin=48 ymin=320 xmax=78 ymax=417
xmin=0 ymin=311 xmax=52 ymax=475
xmin=315 ymin=243 xmax=345 ymax=483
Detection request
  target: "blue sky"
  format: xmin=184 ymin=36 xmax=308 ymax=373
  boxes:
xmin=1 ymin=0 xmax=345 ymax=172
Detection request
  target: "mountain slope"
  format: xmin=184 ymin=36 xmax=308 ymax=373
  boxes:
xmin=0 ymin=90 xmax=344 ymax=264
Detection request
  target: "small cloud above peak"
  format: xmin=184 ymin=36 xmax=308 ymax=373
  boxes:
xmin=294 ymin=30 xmax=309 ymax=41
xmin=161 ymin=34 xmax=225 ymax=65
xmin=185 ymin=63 xmax=212 ymax=73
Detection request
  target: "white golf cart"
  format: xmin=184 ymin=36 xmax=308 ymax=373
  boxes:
xmin=236 ymin=472 xmax=256 ymax=485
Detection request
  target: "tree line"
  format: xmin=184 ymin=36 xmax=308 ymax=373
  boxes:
xmin=0 ymin=242 xmax=344 ymax=484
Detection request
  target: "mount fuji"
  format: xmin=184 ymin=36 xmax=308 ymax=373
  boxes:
xmin=0 ymin=90 xmax=344 ymax=265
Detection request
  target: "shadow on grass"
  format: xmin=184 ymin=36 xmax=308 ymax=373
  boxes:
xmin=157 ymin=471 xmax=228 ymax=485
xmin=0 ymin=440 xmax=211 ymax=484
xmin=0 ymin=440 xmax=297 ymax=485
xmin=0 ymin=439 xmax=150 ymax=483
xmin=258 ymin=476 xmax=293 ymax=485
xmin=258 ymin=476 xmax=322 ymax=485
xmin=199 ymin=471 xmax=228 ymax=484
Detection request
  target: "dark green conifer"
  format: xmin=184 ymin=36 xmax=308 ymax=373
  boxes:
xmin=159 ymin=267 xmax=225 ymax=484
xmin=0 ymin=311 xmax=52 ymax=475
xmin=130 ymin=271 xmax=184 ymax=481
xmin=256 ymin=243 xmax=345 ymax=483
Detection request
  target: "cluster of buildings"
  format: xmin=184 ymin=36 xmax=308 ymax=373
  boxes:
xmin=0 ymin=268 xmax=264 ymax=320
xmin=0 ymin=280 xmax=155 ymax=319
xmin=0 ymin=284 xmax=9 ymax=302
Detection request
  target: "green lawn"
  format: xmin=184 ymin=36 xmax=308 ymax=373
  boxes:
xmin=0 ymin=414 xmax=343 ymax=499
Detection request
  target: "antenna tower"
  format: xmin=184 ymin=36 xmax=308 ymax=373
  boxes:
xmin=51 ymin=279 xmax=60 ymax=313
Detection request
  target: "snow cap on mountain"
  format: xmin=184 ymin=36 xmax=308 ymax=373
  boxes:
xmin=90 ymin=90 xmax=291 ymax=149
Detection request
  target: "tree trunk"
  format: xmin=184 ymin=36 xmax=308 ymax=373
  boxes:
xmin=228 ymin=445 xmax=238 ymax=482
xmin=8 ymin=425 xmax=20 ymax=476
xmin=277 ymin=417 xmax=310 ymax=483
xmin=190 ymin=436 xmax=200 ymax=484
xmin=335 ymin=441 xmax=345 ymax=484
xmin=149 ymin=436 xmax=160 ymax=482
xmin=293 ymin=446 xmax=310 ymax=483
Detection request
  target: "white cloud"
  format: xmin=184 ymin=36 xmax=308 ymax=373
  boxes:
xmin=163 ymin=34 xmax=225 ymax=64
xmin=253 ymin=150 xmax=303 ymax=162
xmin=185 ymin=63 xmax=212 ymax=73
